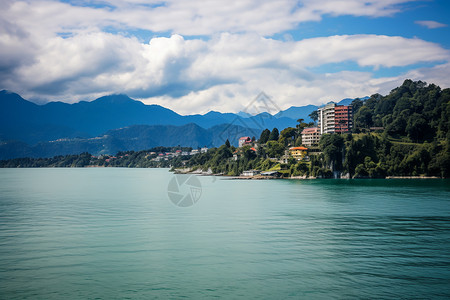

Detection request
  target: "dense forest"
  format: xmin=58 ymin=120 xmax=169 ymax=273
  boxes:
xmin=1 ymin=80 xmax=449 ymax=178
xmin=0 ymin=147 xmax=192 ymax=168
xmin=176 ymin=80 xmax=450 ymax=178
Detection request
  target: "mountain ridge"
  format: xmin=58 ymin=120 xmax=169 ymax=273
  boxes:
xmin=0 ymin=90 xmax=364 ymax=159
xmin=0 ymin=122 xmax=263 ymax=159
xmin=0 ymin=90 xmax=318 ymax=142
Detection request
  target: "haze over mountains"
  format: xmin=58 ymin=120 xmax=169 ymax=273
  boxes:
xmin=0 ymin=90 xmax=360 ymax=159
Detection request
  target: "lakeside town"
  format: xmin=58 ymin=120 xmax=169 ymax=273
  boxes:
xmin=176 ymin=100 xmax=366 ymax=178
xmin=172 ymin=80 xmax=449 ymax=179
xmin=3 ymin=80 xmax=448 ymax=179
xmin=0 ymin=98 xmax=355 ymax=175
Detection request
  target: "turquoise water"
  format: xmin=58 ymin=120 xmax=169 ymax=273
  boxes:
xmin=0 ymin=168 xmax=449 ymax=299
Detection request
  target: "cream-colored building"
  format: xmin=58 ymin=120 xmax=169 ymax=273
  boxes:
xmin=301 ymin=127 xmax=320 ymax=147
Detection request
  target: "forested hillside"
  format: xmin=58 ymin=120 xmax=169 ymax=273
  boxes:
xmin=352 ymin=79 xmax=449 ymax=142
xmin=2 ymin=80 xmax=449 ymax=177
xmin=179 ymin=80 xmax=450 ymax=178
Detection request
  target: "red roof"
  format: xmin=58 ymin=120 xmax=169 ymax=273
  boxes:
xmin=239 ymin=136 xmax=251 ymax=140
xmin=289 ymin=146 xmax=308 ymax=151
xmin=302 ymin=127 xmax=318 ymax=134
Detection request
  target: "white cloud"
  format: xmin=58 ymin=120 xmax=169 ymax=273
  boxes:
xmin=0 ymin=9 xmax=38 ymax=81
xmin=295 ymin=0 xmax=413 ymax=18
xmin=289 ymin=35 xmax=449 ymax=68
xmin=415 ymin=20 xmax=448 ymax=29
xmin=2 ymin=31 xmax=449 ymax=112
xmin=1 ymin=0 xmax=419 ymax=38
xmin=1 ymin=0 xmax=449 ymax=114
xmin=403 ymin=62 xmax=450 ymax=88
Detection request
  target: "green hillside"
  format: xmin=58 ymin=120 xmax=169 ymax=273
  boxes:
xmin=179 ymin=80 xmax=450 ymax=178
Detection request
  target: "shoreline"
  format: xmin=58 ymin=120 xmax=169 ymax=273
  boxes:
xmin=173 ymin=169 xmax=445 ymax=180
xmin=0 ymin=167 xmax=446 ymax=179
xmin=385 ymin=176 xmax=441 ymax=179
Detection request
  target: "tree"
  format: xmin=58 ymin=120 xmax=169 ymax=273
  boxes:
xmin=269 ymin=128 xmax=279 ymax=141
xmin=354 ymin=106 xmax=373 ymax=129
xmin=242 ymin=145 xmax=257 ymax=160
xmin=279 ymin=127 xmax=297 ymax=146
xmin=406 ymin=113 xmax=432 ymax=142
xmin=308 ymin=111 xmax=318 ymax=123
xmin=266 ymin=141 xmax=285 ymax=158
xmin=259 ymin=129 xmax=271 ymax=144
xmin=225 ymin=139 xmax=231 ymax=148
xmin=296 ymin=118 xmax=310 ymax=136
xmin=351 ymin=98 xmax=364 ymax=115
xmin=257 ymin=145 xmax=266 ymax=158
xmin=319 ymin=134 xmax=344 ymax=171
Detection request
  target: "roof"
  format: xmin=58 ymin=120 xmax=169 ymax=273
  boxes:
xmin=301 ymin=127 xmax=318 ymax=134
xmin=239 ymin=136 xmax=251 ymax=140
xmin=289 ymin=146 xmax=308 ymax=151
xmin=261 ymin=171 xmax=281 ymax=175
xmin=250 ymin=147 xmax=256 ymax=151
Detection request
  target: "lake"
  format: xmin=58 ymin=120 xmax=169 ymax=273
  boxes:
xmin=0 ymin=168 xmax=449 ymax=299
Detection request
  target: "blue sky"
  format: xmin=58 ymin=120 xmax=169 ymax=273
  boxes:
xmin=0 ymin=0 xmax=449 ymax=114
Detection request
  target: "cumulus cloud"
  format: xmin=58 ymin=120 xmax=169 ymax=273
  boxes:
xmin=0 ymin=17 xmax=37 ymax=80
xmin=403 ymin=62 xmax=450 ymax=88
xmin=1 ymin=0 xmax=449 ymax=114
xmin=2 ymin=0 xmax=419 ymax=37
xmin=415 ymin=20 xmax=448 ymax=29
xmin=5 ymin=31 xmax=447 ymax=113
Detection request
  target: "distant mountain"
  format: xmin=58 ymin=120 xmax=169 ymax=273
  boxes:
xmin=337 ymin=96 xmax=369 ymax=106
xmin=0 ymin=90 xmax=363 ymax=159
xmin=0 ymin=122 xmax=262 ymax=159
xmin=0 ymin=92 xmax=185 ymax=139
xmin=236 ymin=111 xmax=252 ymax=118
xmin=274 ymin=104 xmax=318 ymax=121
xmin=336 ymin=98 xmax=354 ymax=106
xmin=0 ymin=91 xmax=297 ymax=144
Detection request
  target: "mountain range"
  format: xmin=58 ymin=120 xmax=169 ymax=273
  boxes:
xmin=0 ymin=90 xmax=360 ymax=159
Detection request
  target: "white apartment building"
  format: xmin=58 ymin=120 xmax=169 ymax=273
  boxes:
xmin=318 ymin=102 xmax=336 ymax=134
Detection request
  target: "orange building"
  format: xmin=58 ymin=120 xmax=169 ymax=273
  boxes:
xmin=289 ymin=146 xmax=308 ymax=160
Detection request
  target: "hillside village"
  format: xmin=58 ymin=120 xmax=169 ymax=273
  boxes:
xmin=204 ymin=101 xmax=355 ymax=178
xmin=176 ymin=80 xmax=449 ymax=179
xmin=1 ymin=80 xmax=449 ymax=178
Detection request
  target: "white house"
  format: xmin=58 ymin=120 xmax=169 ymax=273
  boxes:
xmin=242 ymin=170 xmax=261 ymax=176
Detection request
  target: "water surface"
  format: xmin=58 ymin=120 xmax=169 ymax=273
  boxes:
xmin=0 ymin=168 xmax=449 ymax=299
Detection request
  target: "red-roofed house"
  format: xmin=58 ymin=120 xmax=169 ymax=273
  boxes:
xmin=238 ymin=136 xmax=252 ymax=147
